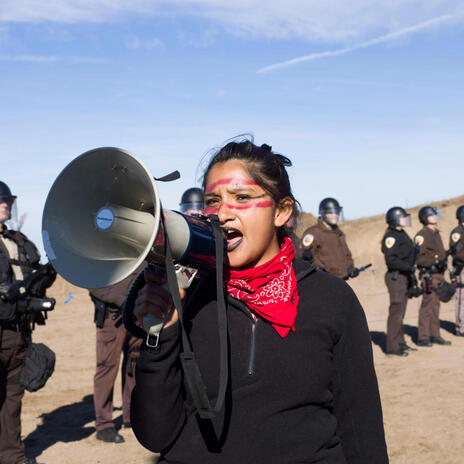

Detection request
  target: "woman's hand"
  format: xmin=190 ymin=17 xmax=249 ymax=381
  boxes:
xmin=133 ymin=268 xmax=185 ymax=330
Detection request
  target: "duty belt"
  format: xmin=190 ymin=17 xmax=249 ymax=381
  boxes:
xmin=420 ymin=265 xmax=443 ymax=274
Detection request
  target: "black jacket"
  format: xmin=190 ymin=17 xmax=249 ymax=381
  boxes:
xmin=131 ymin=259 xmax=388 ymax=464
xmin=450 ymin=224 xmax=464 ymax=266
xmin=381 ymin=227 xmax=416 ymax=274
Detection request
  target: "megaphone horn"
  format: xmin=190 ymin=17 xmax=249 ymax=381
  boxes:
xmin=42 ymin=147 xmax=221 ymax=290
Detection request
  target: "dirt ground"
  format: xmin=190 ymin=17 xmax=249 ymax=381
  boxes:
xmin=21 ymin=196 xmax=464 ymax=464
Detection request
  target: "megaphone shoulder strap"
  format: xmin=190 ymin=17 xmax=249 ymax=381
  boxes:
xmin=163 ymin=213 xmax=229 ymax=420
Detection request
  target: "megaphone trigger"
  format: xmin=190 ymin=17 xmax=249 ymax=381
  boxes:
xmin=174 ymin=264 xmax=198 ymax=289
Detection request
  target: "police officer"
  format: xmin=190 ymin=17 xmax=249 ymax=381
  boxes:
xmin=0 ymin=181 xmax=43 ymax=464
xmin=300 ymin=198 xmax=358 ymax=278
xmin=179 ymin=187 xmax=204 ymax=216
xmin=450 ymin=205 xmax=464 ymax=337
xmin=381 ymin=207 xmax=417 ymax=356
xmin=89 ymin=268 xmax=143 ymax=444
xmin=415 ymin=206 xmax=451 ymax=346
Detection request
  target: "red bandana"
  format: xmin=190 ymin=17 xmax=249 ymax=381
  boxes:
xmin=227 ymin=237 xmax=299 ymax=338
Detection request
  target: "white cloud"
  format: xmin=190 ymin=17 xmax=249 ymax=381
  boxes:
xmin=0 ymin=54 xmax=59 ymax=62
xmin=257 ymin=10 xmax=464 ymax=73
xmin=0 ymin=54 xmax=108 ymax=63
xmin=125 ymin=36 xmax=164 ymax=50
xmin=1 ymin=1 xmax=463 ymax=44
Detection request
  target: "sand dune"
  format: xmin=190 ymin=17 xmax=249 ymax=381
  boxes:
xmin=22 ymin=196 xmax=464 ymax=463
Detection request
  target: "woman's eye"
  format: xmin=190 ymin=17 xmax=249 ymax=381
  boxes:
xmin=237 ymin=194 xmax=251 ymax=201
xmin=205 ymin=198 xmax=219 ymax=206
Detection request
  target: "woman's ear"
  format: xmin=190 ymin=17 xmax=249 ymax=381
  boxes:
xmin=274 ymin=197 xmax=294 ymax=228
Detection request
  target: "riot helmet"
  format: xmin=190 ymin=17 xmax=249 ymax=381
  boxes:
xmin=418 ymin=206 xmax=442 ymax=225
xmin=456 ymin=205 xmax=464 ymax=223
xmin=179 ymin=187 xmax=205 ymax=215
xmin=319 ymin=197 xmax=344 ymax=224
xmin=0 ymin=181 xmax=17 ymax=225
xmin=386 ymin=207 xmax=411 ymax=228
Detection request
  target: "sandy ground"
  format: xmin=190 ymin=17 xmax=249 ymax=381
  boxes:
xmin=20 ymin=195 xmax=464 ymax=463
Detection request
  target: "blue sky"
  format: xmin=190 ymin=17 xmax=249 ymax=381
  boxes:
xmin=1 ymin=1 xmax=464 ymax=258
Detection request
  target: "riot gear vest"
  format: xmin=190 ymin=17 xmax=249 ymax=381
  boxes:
xmin=0 ymin=227 xmax=40 ymax=321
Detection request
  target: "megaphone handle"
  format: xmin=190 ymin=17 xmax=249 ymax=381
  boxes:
xmin=141 ymin=279 xmax=173 ymax=347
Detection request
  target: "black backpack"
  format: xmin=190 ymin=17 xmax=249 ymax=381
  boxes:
xmin=20 ymin=343 xmax=56 ymax=392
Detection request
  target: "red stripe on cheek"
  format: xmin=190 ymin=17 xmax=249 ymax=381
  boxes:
xmin=223 ymin=201 xmax=274 ymax=210
xmin=205 ymin=178 xmax=258 ymax=193
xmin=255 ymin=201 xmax=274 ymax=208
xmin=224 ymin=203 xmax=252 ymax=210
xmin=204 ymin=207 xmax=219 ymax=215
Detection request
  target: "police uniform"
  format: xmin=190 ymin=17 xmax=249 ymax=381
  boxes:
xmin=415 ymin=227 xmax=447 ymax=343
xmin=0 ymin=226 xmax=40 ymax=464
xmin=89 ymin=268 xmax=143 ymax=438
xmin=450 ymin=224 xmax=464 ymax=335
xmin=300 ymin=219 xmax=354 ymax=278
xmin=381 ymin=227 xmax=415 ymax=353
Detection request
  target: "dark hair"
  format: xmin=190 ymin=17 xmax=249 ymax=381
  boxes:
xmin=202 ymin=140 xmax=300 ymax=238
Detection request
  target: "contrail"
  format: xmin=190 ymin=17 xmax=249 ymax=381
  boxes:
xmin=257 ymin=11 xmax=464 ymax=74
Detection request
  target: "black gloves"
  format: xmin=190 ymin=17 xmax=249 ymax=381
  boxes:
xmin=347 ymin=267 xmax=360 ymax=279
xmin=407 ymin=285 xmax=424 ymax=298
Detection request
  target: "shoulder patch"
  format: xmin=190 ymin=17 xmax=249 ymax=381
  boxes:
xmin=415 ymin=235 xmax=424 ymax=246
xmin=452 ymin=232 xmax=461 ymax=243
xmin=302 ymin=233 xmax=314 ymax=248
xmin=385 ymin=237 xmax=396 ymax=249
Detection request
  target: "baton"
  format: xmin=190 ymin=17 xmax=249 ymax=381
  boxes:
xmin=343 ymin=263 xmax=372 ymax=280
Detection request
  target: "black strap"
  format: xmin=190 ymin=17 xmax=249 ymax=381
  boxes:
xmin=295 ymin=265 xmax=317 ymax=282
xmin=163 ymin=212 xmax=228 ymax=420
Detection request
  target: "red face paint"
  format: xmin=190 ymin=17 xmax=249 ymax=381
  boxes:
xmin=205 ymin=177 xmax=258 ymax=194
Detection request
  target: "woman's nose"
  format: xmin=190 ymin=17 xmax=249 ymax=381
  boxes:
xmin=217 ymin=202 xmax=235 ymax=223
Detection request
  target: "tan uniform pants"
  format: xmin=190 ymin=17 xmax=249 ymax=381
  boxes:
xmin=385 ymin=273 xmax=408 ymax=352
xmin=94 ymin=312 xmax=141 ymax=431
xmin=418 ymin=273 xmax=444 ymax=342
xmin=455 ymin=268 xmax=464 ymax=335
xmin=0 ymin=330 xmax=27 ymax=464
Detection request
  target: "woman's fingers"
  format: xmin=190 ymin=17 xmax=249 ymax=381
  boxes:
xmin=133 ymin=279 xmax=179 ymax=328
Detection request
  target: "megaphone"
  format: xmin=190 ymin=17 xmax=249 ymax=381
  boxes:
xmin=42 ymin=147 xmax=229 ymax=420
xmin=42 ymin=147 xmax=221 ymax=290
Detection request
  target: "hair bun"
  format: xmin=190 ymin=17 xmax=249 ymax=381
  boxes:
xmin=261 ymin=144 xmax=272 ymax=152
xmin=276 ymin=154 xmax=292 ymax=167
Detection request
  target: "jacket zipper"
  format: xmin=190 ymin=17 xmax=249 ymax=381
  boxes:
xmin=248 ymin=318 xmax=258 ymax=376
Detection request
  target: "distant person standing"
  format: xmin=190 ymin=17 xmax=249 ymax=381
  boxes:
xmin=449 ymin=205 xmax=464 ymax=337
xmin=89 ymin=268 xmax=143 ymax=443
xmin=0 ymin=181 xmax=55 ymax=464
xmin=381 ymin=207 xmax=418 ymax=356
xmin=179 ymin=187 xmax=204 ymax=216
xmin=414 ymin=206 xmax=451 ymax=347
xmin=300 ymin=198 xmax=358 ymax=279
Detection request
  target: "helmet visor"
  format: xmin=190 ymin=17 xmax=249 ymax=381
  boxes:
xmin=1 ymin=198 xmax=18 ymax=228
xmin=180 ymin=201 xmax=205 ymax=215
xmin=431 ymin=207 xmax=443 ymax=219
xmin=321 ymin=207 xmax=344 ymax=224
xmin=399 ymin=214 xmax=412 ymax=228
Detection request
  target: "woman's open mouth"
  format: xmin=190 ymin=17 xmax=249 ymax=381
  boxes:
xmin=224 ymin=228 xmax=243 ymax=252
